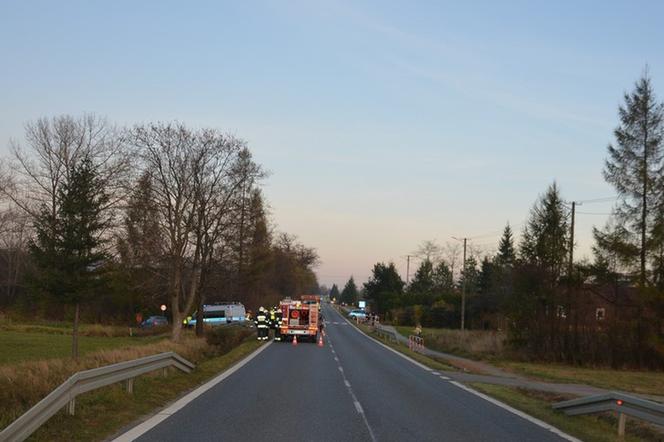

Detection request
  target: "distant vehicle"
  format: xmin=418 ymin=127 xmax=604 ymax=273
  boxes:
xmin=183 ymin=302 xmax=246 ymax=328
xmin=278 ymin=297 xmax=320 ymax=342
xmin=348 ymin=309 xmax=366 ymax=320
xmin=140 ymin=316 xmax=168 ymax=328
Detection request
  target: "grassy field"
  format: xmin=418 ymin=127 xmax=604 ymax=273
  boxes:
xmin=395 ymin=325 xmax=507 ymax=358
xmin=470 ymin=383 xmax=661 ymax=442
xmin=496 ymin=361 xmax=664 ymax=397
xmin=0 ymin=331 xmax=164 ymax=364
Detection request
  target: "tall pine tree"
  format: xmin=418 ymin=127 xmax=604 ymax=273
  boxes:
xmin=496 ymin=223 xmax=516 ymax=266
xmin=603 ymin=70 xmax=664 ymax=285
xmin=340 ymin=276 xmax=359 ymax=305
xmin=30 ymin=156 xmax=110 ymax=358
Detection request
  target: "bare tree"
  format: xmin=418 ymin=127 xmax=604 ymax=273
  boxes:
xmin=443 ymin=241 xmax=462 ymax=281
xmin=414 ymin=240 xmax=442 ymax=263
xmin=2 ymin=115 xmax=129 ymax=220
xmin=131 ymin=123 xmax=262 ymax=340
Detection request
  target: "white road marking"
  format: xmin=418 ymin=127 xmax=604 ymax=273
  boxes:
xmin=328 ymin=306 xmax=579 ymax=442
xmin=325 ymin=312 xmax=377 ymax=442
xmin=430 ymin=371 xmax=440 ymax=376
xmin=354 ymin=401 xmax=364 ymax=414
xmin=439 ymin=376 xmax=450 ymax=380
xmin=448 ymin=381 xmax=581 ymax=442
xmin=112 ymin=341 xmax=273 ymax=442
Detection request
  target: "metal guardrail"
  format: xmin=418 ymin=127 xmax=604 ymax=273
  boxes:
xmin=375 ymin=327 xmax=398 ymax=343
xmin=0 ymin=352 xmax=195 ymax=442
xmin=553 ymin=391 xmax=664 ymax=437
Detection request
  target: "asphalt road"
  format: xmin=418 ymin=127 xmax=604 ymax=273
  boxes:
xmin=131 ymin=304 xmax=572 ymax=442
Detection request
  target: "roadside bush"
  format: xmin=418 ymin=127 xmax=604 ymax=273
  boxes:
xmin=205 ymin=325 xmax=254 ymax=354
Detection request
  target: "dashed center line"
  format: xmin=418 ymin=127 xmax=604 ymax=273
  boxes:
xmin=354 ymin=401 xmax=364 ymax=414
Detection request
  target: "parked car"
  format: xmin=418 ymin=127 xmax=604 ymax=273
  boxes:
xmin=348 ymin=309 xmax=367 ymax=320
xmin=140 ymin=315 xmax=168 ymax=328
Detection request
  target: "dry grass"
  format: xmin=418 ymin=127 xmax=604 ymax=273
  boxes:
xmin=0 ymin=335 xmax=211 ymax=428
xmin=0 ymin=321 xmax=165 ymax=338
xmin=396 ymin=326 xmax=507 ymax=358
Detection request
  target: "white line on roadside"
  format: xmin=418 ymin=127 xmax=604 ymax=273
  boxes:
xmin=344 ymin=380 xmax=351 ymax=388
xmin=448 ymin=381 xmax=581 ymax=442
xmin=331 ymin=307 xmax=579 ymax=442
xmin=338 ymin=366 xmax=344 ymax=372
xmin=354 ymin=401 xmax=364 ymax=414
xmin=112 ymin=341 xmax=273 ymax=442
xmin=334 ymin=356 xmax=339 ymax=362
xmin=439 ymin=376 xmax=450 ymax=380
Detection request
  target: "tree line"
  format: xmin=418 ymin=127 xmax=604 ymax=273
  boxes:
xmin=354 ymin=71 xmax=664 ymax=368
xmin=0 ymin=116 xmax=320 ymax=349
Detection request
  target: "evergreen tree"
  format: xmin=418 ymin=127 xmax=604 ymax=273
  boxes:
xmin=408 ymin=259 xmax=435 ymax=296
xmin=519 ymin=182 xmax=569 ymax=281
xmin=329 ymin=283 xmax=340 ymax=301
xmin=603 ymin=71 xmax=664 ymax=285
xmin=432 ymin=261 xmax=454 ymax=294
xmin=363 ymin=262 xmax=404 ymax=314
xmin=30 ymin=157 xmax=110 ymax=358
xmin=458 ymin=256 xmax=480 ymax=295
xmin=496 ymin=223 xmax=516 ymax=266
xmin=340 ymin=276 xmax=359 ymax=305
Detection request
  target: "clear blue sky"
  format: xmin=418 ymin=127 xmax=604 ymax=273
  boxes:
xmin=2 ymin=0 xmax=663 ymax=287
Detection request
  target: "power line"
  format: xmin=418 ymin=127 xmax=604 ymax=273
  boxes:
xmin=576 ymin=196 xmax=618 ymax=204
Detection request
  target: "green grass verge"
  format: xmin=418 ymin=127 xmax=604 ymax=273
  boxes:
xmin=495 ymin=361 xmax=664 ymax=398
xmin=392 ymin=325 xmax=664 ymax=397
xmin=470 ymin=383 xmax=660 ymax=442
xmin=27 ymin=339 xmax=263 ymax=442
xmin=0 ymin=331 xmax=164 ymax=365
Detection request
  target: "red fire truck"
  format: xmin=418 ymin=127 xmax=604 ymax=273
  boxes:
xmin=279 ymin=297 xmax=320 ymax=342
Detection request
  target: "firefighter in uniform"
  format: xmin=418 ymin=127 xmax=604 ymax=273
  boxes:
xmin=255 ymin=307 xmax=269 ymax=341
xmin=269 ymin=307 xmax=277 ymax=335
xmin=273 ymin=306 xmax=283 ymax=341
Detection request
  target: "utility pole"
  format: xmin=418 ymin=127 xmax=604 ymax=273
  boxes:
xmin=568 ymin=201 xmax=576 ymax=277
xmin=461 ymin=238 xmax=467 ymax=331
xmin=406 ymin=255 xmax=410 ymax=284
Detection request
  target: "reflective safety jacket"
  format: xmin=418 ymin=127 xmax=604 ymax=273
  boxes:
xmin=269 ymin=309 xmax=277 ymax=327
xmin=255 ymin=312 xmax=269 ymax=328
xmin=274 ymin=310 xmax=283 ymax=328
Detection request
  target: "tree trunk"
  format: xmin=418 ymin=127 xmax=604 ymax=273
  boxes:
xmin=195 ymin=296 xmax=205 ymax=337
xmin=72 ymin=303 xmax=80 ymax=359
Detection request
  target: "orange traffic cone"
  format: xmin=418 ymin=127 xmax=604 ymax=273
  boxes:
xmin=318 ymin=335 xmax=324 ymax=347
xmin=292 ymin=335 xmax=298 ymax=346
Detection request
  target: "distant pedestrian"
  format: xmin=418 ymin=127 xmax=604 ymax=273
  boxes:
xmin=255 ymin=307 xmax=269 ymax=341
xmin=273 ymin=307 xmax=283 ymax=342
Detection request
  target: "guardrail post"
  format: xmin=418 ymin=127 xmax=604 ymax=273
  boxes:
xmin=618 ymin=412 xmax=626 ymax=438
xmin=125 ymin=378 xmax=134 ymax=394
xmin=67 ymin=398 xmax=76 ymax=416
xmin=162 ymin=367 xmax=168 ymax=377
